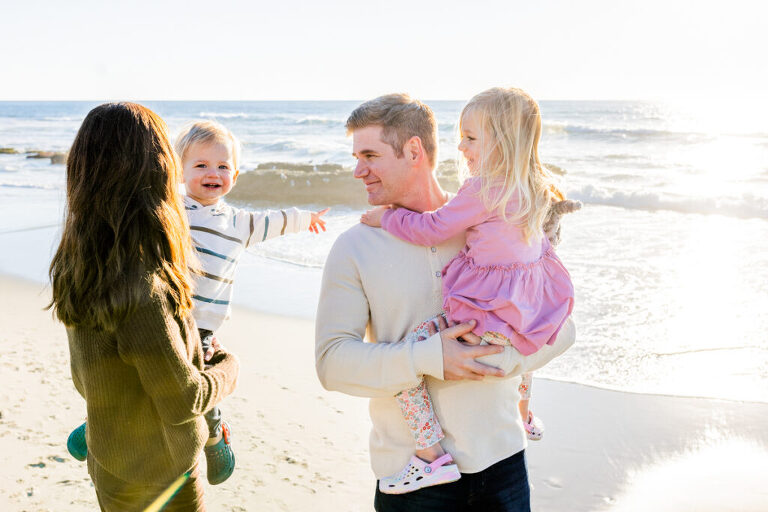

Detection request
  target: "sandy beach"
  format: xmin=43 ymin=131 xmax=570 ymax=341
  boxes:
xmin=2 ymin=273 xmax=767 ymax=511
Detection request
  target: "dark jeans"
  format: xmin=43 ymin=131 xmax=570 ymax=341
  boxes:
xmin=199 ymin=329 xmax=222 ymax=437
xmin=374 ymin=451 xmax=530 ymax=512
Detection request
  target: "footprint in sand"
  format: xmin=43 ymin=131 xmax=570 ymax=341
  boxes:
xmin=543 ymin=477 xmax=563 ymax=489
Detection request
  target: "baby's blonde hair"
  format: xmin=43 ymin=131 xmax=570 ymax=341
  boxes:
xmin=174 ymin=120 xmax=242 ymax=169
xmin=460 ymin=87 xmax=564 ymax=244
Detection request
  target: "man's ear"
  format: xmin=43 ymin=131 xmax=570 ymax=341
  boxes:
xmin=404 ymin=136 xmax=425 ymax=165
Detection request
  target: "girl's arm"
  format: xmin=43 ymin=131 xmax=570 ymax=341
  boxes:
xmin=379 ymin=179 xmax=490 ymax=246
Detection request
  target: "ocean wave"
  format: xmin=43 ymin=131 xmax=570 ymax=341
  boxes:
xmin=569 ymin=184 xmax=768 ymax=219
xmin=198 ymin=112 xmax=345 ymax=127
xmin=544 ymin=122 xmax=714 ymax=143
xmin=258 ymin=140 xmax=301 ymax=152
xmin=42 ymin=116 xmax=80 ymax=122
xmin=296 ymin=116 xmax=344 ymax=126
xmin=198 ymin=111 xmax=258 ymax=119
xmin=0 ymin=182 xmax=61 ymax=191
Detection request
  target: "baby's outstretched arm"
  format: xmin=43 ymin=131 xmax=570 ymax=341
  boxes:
xmin=360 ymin=206 xmax=390 ymax=227
xmin=310 ymin=207 xmax=330 ymax=234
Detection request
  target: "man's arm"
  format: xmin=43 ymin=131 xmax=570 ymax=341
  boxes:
xmin=315 ymin=231 xmax=505 ymax=396
xmin=473 ymin=317 xmax=576 ymax=378
xmin=314 ymin=232 xmax=444 ymax=397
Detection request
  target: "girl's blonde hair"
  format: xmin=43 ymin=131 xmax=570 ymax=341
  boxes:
xmin=49 ymin=102 xmax=197 ymax=330
xmin=175 ymin=120 xmax=242 ymax=169
xmin=460 ymin=87 xmax=564 ymax=244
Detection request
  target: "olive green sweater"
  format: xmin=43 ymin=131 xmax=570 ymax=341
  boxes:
xmin=67 ymin=276 xmax=240 ymax=485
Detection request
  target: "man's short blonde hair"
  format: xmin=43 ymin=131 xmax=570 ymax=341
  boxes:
xmin=174 ymin=120 xmax=242 ymax=169
xmin=345 ymin=93 xmax=438 ymax=166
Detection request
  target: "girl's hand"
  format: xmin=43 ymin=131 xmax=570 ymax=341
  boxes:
xmin=309 ymin=207 xmax=329 ymax=234
xmin=360 ymin=206 xmax=389 ymax=227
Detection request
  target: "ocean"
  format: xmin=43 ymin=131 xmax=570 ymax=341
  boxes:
xmin=1 ymin=100 xmax=766 ymax=403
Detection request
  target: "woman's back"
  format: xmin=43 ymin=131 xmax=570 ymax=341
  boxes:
xmin=66 ymin=274 xmax=224 ymax=484
xmin=50 ymin=103 xmax=240 ymax=510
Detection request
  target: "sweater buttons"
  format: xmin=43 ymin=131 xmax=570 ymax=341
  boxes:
xmin=435 ymin=271 xmax=441 ymax=277
xmin=430 ymin=247 xmax=437 ymax=253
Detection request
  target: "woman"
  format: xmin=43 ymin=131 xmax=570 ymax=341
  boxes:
xmin=49 ymin=102 xmax=239 ymax=511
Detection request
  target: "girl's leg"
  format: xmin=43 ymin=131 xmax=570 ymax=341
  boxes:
xmin=481 ymin=334 xmax=544 ymax=439
xmin=518 ymin=371 xmax=544 ymax=440
xmin=518 ymin=372 xmax=532 ymax=424
xmin=396 ymin=315 xmax=447 ymax=462
xmin=395 ymin=380 xmax=445 ymax=462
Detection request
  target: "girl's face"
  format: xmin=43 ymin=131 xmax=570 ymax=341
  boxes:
xmin=182 ymin=141 xmax=239 ymax=206
xmin=458 ymin=111 xmax=494 ymax=176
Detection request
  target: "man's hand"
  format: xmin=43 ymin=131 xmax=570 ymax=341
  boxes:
xmin=360 ymin=206 xmax=390 ymax=227
xmin=309 ymin=207 xmax=330 ymax=234
xmin=430 ymin=318 xmax=505 ymax=381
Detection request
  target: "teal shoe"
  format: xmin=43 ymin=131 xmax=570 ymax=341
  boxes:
xmin=204 ymin=421 xmax=235 ymax=485
xmin=67 ymin=422 xmax=88 ymax=461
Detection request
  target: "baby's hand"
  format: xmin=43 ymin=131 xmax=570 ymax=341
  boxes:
xmin=309 ymin=208 xmax=329 ymax=234
xmin=360 ymin=206 xmax=389 ymax=227
xmin=204 ymin=335 xmax=226 ymax=362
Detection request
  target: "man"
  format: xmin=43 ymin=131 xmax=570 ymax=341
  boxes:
xmin=315 ymin=93 xmax=575 ymax=511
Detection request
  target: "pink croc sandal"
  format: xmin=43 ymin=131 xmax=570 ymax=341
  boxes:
xmin=524 ymin=411 xmax=545 ymax=441
xmin=378 ymin=453 xmax=461 ymax=494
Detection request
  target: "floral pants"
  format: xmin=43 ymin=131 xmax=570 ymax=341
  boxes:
xmin=395 ymin=314 xmax=534 ymax=449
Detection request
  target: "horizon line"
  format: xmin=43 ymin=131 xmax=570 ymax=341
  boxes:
xmin=0 ymin=97 xmax=667 ymax=103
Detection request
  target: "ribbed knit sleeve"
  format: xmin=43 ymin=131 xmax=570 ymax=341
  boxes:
xmin=315 ymin=228 xmax=444 ymax=397
xmin=115 ymin=290 xmax=240 ymax=426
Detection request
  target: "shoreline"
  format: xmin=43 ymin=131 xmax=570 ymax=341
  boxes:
xmin=2 ymin=273 xmax=768 ymax=511
xmin=6 ymin=270 xmax=768 ymax=407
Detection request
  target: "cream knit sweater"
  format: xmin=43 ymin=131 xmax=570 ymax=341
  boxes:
xmin=315 ymin=224 xmax=575 ymax=478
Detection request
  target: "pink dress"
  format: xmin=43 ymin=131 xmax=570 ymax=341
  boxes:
xmin=381 ymin=177 xmax=574 ymax=356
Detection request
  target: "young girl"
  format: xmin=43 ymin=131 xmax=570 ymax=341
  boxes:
xmin=361 ymin=87 xmax=576 ymax=494
xmin=51 ymin=102 xmax=240 ymax=510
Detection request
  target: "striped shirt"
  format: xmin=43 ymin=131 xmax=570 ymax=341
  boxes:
xmin=185 ymin=196 xmax=312 ymax=331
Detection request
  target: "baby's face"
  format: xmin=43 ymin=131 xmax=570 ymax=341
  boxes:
xmin=182 ymin=141 xmax=238 ymax=206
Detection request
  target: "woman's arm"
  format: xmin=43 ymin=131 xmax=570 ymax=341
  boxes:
xmin=474 ymin=317 xmax=576 ymax=378
xmin=116 ymin=292 xmax=240 ymax=425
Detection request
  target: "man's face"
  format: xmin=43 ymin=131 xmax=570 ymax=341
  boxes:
xmin=352 ymin=125 xmax=413 ymax=206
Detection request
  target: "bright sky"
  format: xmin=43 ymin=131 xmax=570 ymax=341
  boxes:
xmin=1 ymin=0 xmax=765 ymax=101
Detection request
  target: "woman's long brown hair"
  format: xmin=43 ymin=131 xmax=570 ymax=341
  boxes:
xmin=49 ymin=102 xmax=196 ymax=330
